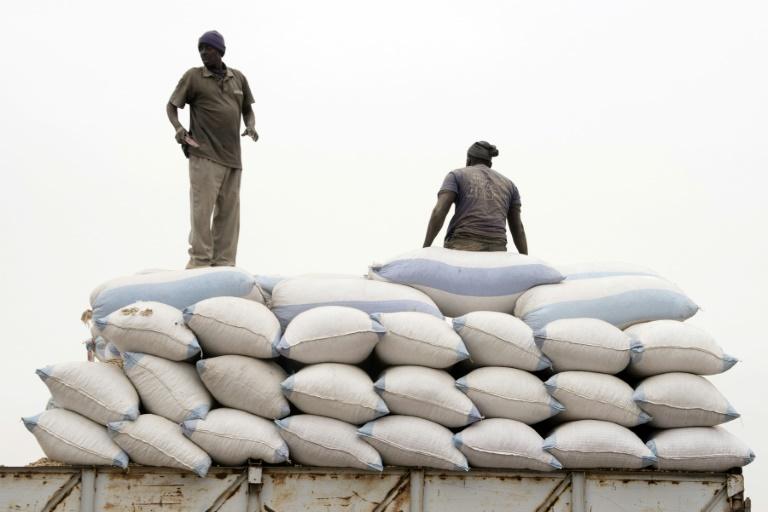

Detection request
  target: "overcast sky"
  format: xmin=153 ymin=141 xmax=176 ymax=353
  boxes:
xmin=1 ymin=0 xmax=766 ymax=505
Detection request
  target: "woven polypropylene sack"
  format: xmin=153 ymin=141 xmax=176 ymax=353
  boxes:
xmin=369 ymin=247 xmax=563 ymax=317
xmin=23 ymin=409 xmax=128 ymax=468
xmin=515 ymin=274 xmax=698 ymax=331
xmin=457 ymin=367 xmax=561 ymax=424
xmin=197 ymin=355 xmax=289 ymax=419
xmin=633 ymin=373 xmax=739 ymax=428
xmin=108 ymin=414 xmax=211 ymax=476
xmin=626 ymin=320 xmax=738 ymax=376
xmin=375 ymin=366 xmax=481 ymax=427
xmin=92 ymin=336 xmax=121 ymax=362
xmin=277 ymin=306 xmax=384 ymax=364
xmin=543 ymin=420 xmax=656 ymax=469
xmin=37 ymin=361 xmax=139 ymax=425
xmin=534 ymin=318 xmax=632 ymax=374
xmin=544 ymin=371 xmax=650 ymax=427
xmin=647 ymin=427 xmax=756 ymax=471
xmin=373 ymin=312 xmax=468 ymax=368
xmin=95 ymin=301 xmax=200 ymax=361
xmin=182 ymin=408 xmax=288 ymax=465
xmin=359 ymin=415 xmax=468 ymax=471
xmin=276 ymin=414 xmax=382 ymax=470
xmin=453 ymin=311 xmax=549 ymax=371
xmin=270 ymin=276 xmax=442 ymax=329
xmin=454 ymin=419 xmax=562 ymax=471
xmin=282 ymin=363 xmax=387 ymax=424
xmin=89 ymin=267 xmax=264 ymax=323
xmin=184 ymin=296 xmax=280 ymax=358
xmin=122 ymin=353 xmax=211 ymax=423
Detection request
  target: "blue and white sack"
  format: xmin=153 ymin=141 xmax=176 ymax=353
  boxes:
xmin=278 ymin=306 xmax=385 ymax=364
xmin=370 ymin=247 xmax=563 ymax=317
xmin=23 ymin=409 xmax=128 ymax=468
xmin=37 ymin=361 xmax=139 ymax=425
xmin=626 ymin=320 xmax=737 ymax=376
xmin=373 ymin=312 xmax=468 ymax=368
xmin=108 ymin=414 xmax=211 ymax=477
xmin=454 ymin=419 xmax=562 ymax=471
xmin=542 ymin=420 xmax=656 ymax=469
xmin=633 ymin=373 xmax=740 ymax=428
xmin=122 ymin=352 xmax=212 ymax=423
xmin=647 ymin=427 xmax=756 ymax=471
xmin=271 ymin=276 xmax=442 ymax=329
xmin=182 ymin=408 xmax=289 ymax=465
xmin=89 ymin=267 xmax=265 ymax=323
xmin=515 ymin=274 xmax=699 ymax=331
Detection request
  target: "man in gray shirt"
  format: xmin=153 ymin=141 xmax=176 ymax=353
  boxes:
xmin=423 ymin=141 xmax=528 ymax=254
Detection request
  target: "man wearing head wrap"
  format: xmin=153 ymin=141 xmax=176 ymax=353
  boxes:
xmin=423 ymin=141 xmax=528 ymax=253
xmin=166 ymin=30 xmax=258 ymax=268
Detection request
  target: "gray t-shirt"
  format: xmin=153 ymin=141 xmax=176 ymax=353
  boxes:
xmin=439 ymin=164 xmax=521 ymax=246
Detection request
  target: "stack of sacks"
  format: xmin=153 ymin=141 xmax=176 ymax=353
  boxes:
xmin=25 ymin=267 xmax=289 ymax=476
xmin=533 ymin=318 xmax=658 ymax=469
xmin=24 ymin=257 xmax=754 ymax=475
xmin=627 ymin=320 xmax=754 ymax=471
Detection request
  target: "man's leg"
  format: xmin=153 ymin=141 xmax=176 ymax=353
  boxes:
xmin=211 ymin=167 xmax=242 ymax=266
xmin=187 ymin=156 xmax=228 ymax=268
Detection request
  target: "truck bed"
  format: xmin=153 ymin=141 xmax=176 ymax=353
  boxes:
xmin=0 ymin=465 xmax=750 ymax=512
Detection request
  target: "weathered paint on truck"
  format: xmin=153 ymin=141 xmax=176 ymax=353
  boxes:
xmin=0 ymin=465 xmax=750 ymax=512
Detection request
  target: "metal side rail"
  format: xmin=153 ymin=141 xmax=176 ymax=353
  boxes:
xmin=0 ymin=465 xmax=749 ymax=512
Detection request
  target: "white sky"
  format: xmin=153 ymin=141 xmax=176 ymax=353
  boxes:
xmin=1 ymin=0 xmax=766 ymax=505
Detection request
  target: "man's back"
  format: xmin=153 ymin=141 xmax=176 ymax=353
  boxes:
xmin=441 ymin=164 xmax=521 ymax=248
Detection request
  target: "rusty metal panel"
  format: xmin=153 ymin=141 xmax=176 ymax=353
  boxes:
xmin=258 ymin=468 xmax=411 ymax=512
xmin=93 ymin=467 xmax=248 ymax=512
xmin=0 ymin=469 xmax=81 ymax=512
xmin=583 ymin=471 xmax=729 ymax=512
xmin=422 ymin=471 xmax=570 ymax=512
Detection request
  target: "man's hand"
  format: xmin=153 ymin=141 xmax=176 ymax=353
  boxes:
xmin=174 ymin=126 xmax=189 ymax=144
xmin=242 ymin=127 xmax=259 ymax=142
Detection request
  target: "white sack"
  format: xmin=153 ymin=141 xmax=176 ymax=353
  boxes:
xmin=544 ymin=371 xmax=650 ymax=427
xmin=453 ymin=311 xmax=549 ymax=371
xmin=543 ymin=420 xmax=656 ymax=469
xmin=374 ymin=312 xmax=468 ymax=368
xmin=515 ymin=274 xmax=698 ymax=331
xmin=282 ymin=363 xmax=387 ymax=424
xmin=457 ymin=367 xmax=561 ymax=424
xmin=534 ymin=318 xmax=632 ymax=374
xmin=633 ymin=373 xmax=739 ymax=427
xmin=184 ymin=296 xmax=280 ymax=358
xmin=95 ymin=301 xmax=200 ymax=361
xmin=359 ymin=415 xmax=468 ymax=471
xmin=90 ymin=267 xmax=264 ymax=323
xmin=108 ymin=414 xmax=211 ymax=477
xmin=197 ymin=355 xmax=289 ymax=419
xmin=182 ymin=408 xmax=288 ymax=465
xmin=278 ymin=306 xmax=384 ymax=364
xmin=375 ymin=366 xmax=481 ymax=427
xmin=37 ymin=361 xmax=139 ymax=425
xmin=454 ymin=419 xmax=562 ymax=471
xmin=369 ymin=247 xmax=563 ymax=317
xmin=23 ymin=409 xmax=128 ymax=468
xmin=626 ymin=320 xmax=738 ymax=376
xmin=122 ymin=352 xmax=211 ymax=423
xmin=276 ymin=414 xmax=382 ymax=470
xmin=647 ymin=427 xmax=756 ymax=471
xmin=271 ymin=276 xmax=442 ymax=328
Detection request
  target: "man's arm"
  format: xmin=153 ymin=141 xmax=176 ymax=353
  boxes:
xmin=423 ymin=191 xmax=456 ymax=248
xmin=241 ymin=103 xmax=258 ymax=142
xmin=507 ymin=204 xmax=528 ymax=254
xmin=166 ymin=102 xmax=188 ymax=144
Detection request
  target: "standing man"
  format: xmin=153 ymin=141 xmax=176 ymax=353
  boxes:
xmin=423 ymin=141 xmax=528 ymax=254
xmin=166 ymin=30 xmax=258 ymax=269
